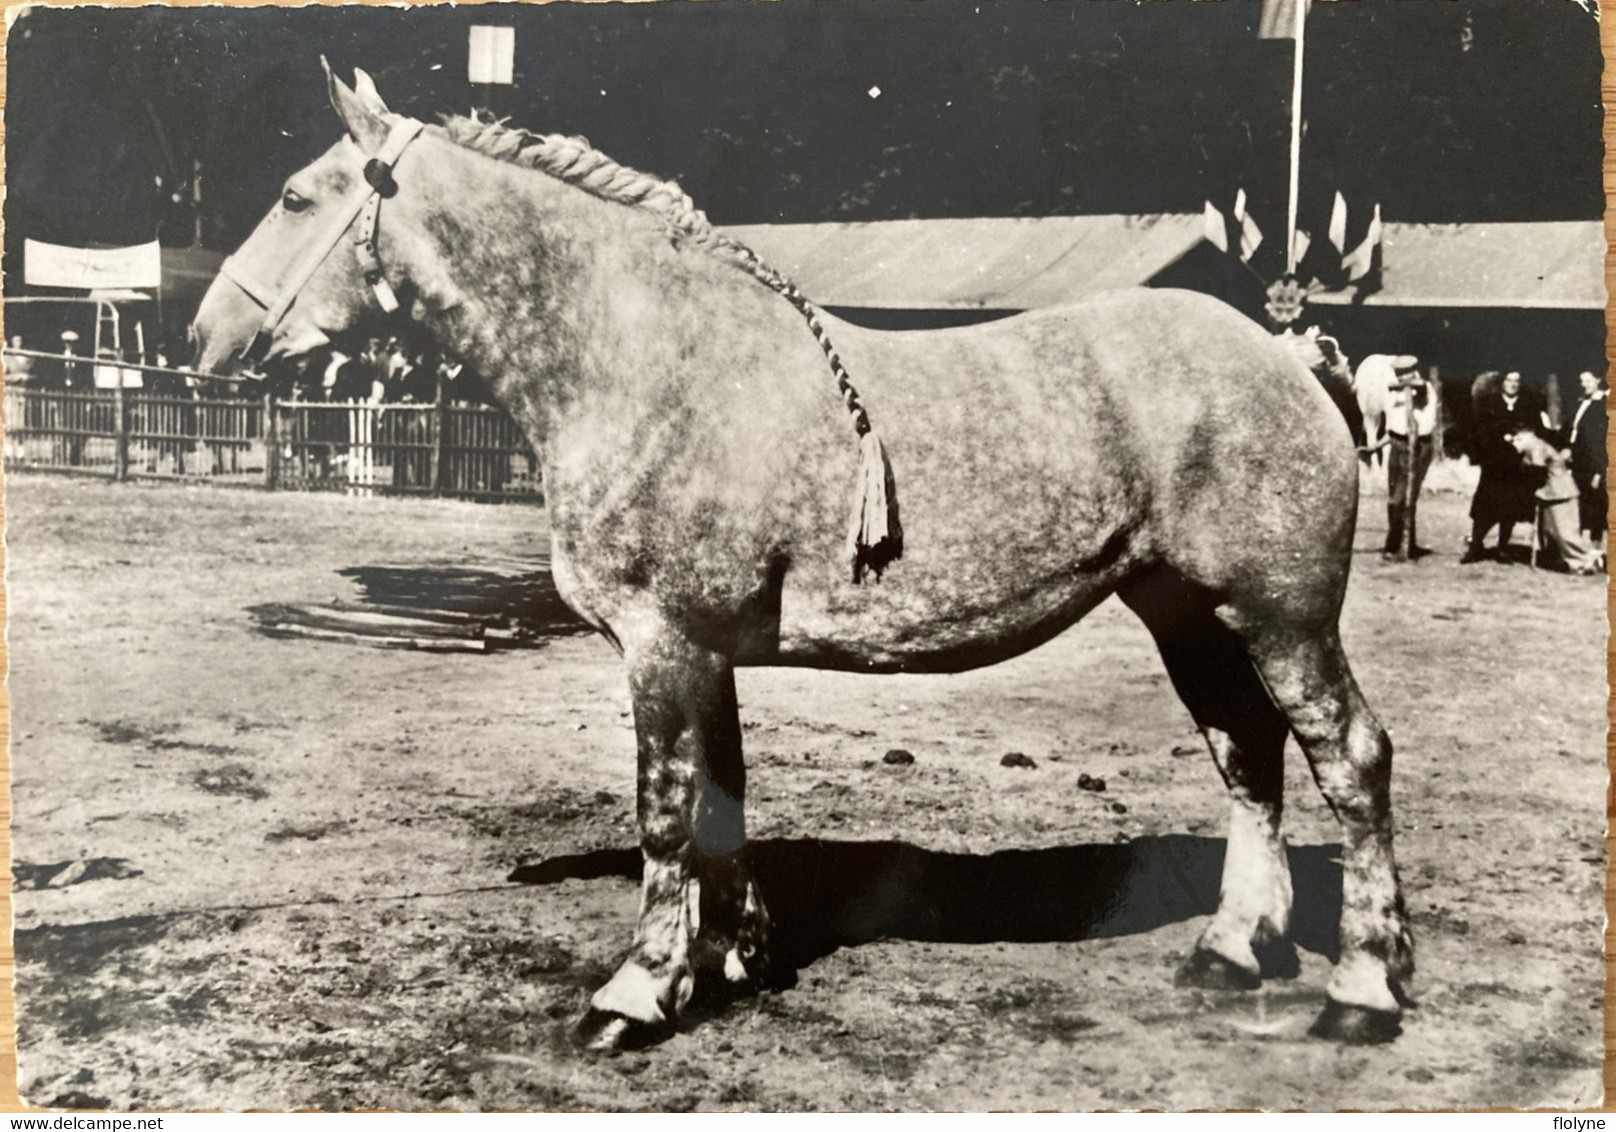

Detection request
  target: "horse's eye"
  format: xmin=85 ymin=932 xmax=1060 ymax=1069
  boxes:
xmin=281 ymin=188 xmax=313 ymax=213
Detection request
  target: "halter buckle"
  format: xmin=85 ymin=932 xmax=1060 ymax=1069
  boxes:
xmin=363 ymin=158 xmax=399 ymax=198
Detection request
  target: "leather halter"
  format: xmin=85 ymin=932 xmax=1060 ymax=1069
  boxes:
xmin=217 ymin=116 xmax=425 ymax=365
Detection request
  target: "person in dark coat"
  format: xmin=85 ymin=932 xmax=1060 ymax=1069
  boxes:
xmin=1463 ymin=371 xmax=1544 ymax=563
xmin=1567 ymin=370 xmax=1607 ymax=548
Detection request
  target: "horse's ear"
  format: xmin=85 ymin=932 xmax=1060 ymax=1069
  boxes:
xmin=322 ymin=56 xmax=389 ymax=154
xmin=352 ymin=69 xmax=391 ymax=117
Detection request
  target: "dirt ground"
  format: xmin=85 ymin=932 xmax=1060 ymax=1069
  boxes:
xmin=5 ymin=471 xmax=1606 ymax=1111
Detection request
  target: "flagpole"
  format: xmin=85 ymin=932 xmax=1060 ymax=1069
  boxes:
xmin=1285 ymin=0 xmax=1306 ymax=275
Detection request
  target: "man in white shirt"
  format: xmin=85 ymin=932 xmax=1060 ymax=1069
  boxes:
xmin=1377 ymin=360 xmax=1437 ymax=558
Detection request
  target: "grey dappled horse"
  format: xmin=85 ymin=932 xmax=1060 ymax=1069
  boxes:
xmin=192 ymin=65 xmax=1413 ymax=1050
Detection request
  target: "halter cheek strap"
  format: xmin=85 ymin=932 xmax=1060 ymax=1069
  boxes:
xmin=221 ymin=116 xmax=425 ymax=363
xmin=354 ymin=192 xmax=399 ymax=313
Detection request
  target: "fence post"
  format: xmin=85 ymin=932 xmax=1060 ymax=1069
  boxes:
xmin=113 ymin=381 xmax=129 ymax=482
xmin=264 ymin=393 xmax=280 ymax=490
xmin=432 ymin=377 xmax=449 ymax=497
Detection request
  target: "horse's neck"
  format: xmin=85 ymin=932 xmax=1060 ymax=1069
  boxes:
xmin=399 ymin=141 xmax=753 ymax=440
xmin=399 ymin=151 xmax=590 ymax=396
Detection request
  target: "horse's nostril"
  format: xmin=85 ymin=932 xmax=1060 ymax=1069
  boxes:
xmin=240 ymin=331 xmax=273 ymax=368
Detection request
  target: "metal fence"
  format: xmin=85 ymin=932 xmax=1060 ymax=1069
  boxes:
xmin=266 ymin=399 xmax=539 ymax=499
xmin=3 ymin=352 xmax=542 ymax=502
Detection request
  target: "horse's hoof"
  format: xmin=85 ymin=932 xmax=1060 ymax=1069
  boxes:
xmin=1390 ymin=931 xmax=1417 ymax=987
xmin=1252 ymin=936 xmax=1301 ymax=981
xmin=573 ymin=1008 xmax=669 ymax=1054
xmin=1175 ymin=948 xmax=1261 ymax=991
xmin=1308 ymin=1000 xmax=1402 ymax=1045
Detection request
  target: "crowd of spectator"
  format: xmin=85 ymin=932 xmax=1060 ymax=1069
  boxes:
xmin=4 ymin=328 xmax=492 ymax=409
xmin=2 ymin=327 xmax=517 ymax=490
xmin=260 ymin=336 xmax=488 ymax=407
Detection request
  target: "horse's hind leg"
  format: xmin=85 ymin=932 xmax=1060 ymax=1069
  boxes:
xmin=576 ymin=630 xmax=769 ymax=1051
xmin=1243 ymin=626 xmax=1414 ymax=1044
xmin=1121 ymin=572 xmax=1296 ymax=988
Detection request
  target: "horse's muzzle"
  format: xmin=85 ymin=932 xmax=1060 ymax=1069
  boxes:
xmin=191 ymin=270 xmax=268 ymax=376
xmin=239 ymin=330 xmax=275 ymax=368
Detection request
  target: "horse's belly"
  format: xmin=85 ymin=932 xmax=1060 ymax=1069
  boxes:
xmin=767 ymin=552 xmax=1127 ymax=674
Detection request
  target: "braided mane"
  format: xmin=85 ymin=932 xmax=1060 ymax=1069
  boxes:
xmin=436 ymin=113 xmax=902 ymax=582
xmin=439 ymin=114 xmax=774 ymax=283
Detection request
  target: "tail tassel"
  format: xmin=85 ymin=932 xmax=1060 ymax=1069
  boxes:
xmin=845 ymin=430 xmax=903 ymax=583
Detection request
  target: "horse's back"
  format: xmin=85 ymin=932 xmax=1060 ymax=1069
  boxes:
xmin=1055 ymin=290 xmax=1362 ymax=626
xmin=844 ymin=287 xmax=1348 ymax=455
xmin=842 ymin=288 xmax=1359 ymax=562
xmin=768 ymin=290 xmax=1360 ymax=668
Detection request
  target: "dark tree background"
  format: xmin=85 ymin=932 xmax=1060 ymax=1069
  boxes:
xmin=3 ymin=0 xmax=1602 ymax=268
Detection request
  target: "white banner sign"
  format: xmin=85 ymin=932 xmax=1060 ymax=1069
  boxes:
xmin=468 ymin=25 xmax=515 ymax=85
xmin=24 ymin=238 xmax=161 ymax=290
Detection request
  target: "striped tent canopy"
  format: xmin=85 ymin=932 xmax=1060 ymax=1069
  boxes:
xmin=1309 ymin=221 xmax=1605 ymax=310
xmin=725 ymin=216 xmax=1604 ymax=314
xmin=723 ymin=214 xmax=1207 ymax=312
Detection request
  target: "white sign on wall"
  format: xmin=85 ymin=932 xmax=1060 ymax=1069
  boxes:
xmin=468 ymin=26 xmax=515 ymax=85
xmin=24 ymin=239 xmax=161 ymax=291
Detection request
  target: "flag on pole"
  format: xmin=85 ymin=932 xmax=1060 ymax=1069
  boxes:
xmin=1203 ymin=200 xmax=1230 ymax=253
xmin=1242 ymin=220 xmax=1265 ymax=262
xmin=1203 ymin=189 xmax=1263 ymax=262
xmin=1235 ymin=188 xmax=1264 ymax=262
xmin=1291 ymin=228 xmax=1311 ymax=267
xmin=1307 ymin=195 xmax=1386 ymax=290
xmin=1326 ymin=191 xmax=1348 ymax=252
xmin=1343 ymin=203 xmax=1382 ymax=283
xmin=1258 ymin=0 xmax=1310 ymax=40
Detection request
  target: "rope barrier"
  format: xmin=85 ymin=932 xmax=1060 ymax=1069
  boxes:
xmin=2 ymin=348 xmax=262 ymax=387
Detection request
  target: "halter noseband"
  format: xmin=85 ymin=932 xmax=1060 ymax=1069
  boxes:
xmin=219 ymin=116 xmax=425 ymax=365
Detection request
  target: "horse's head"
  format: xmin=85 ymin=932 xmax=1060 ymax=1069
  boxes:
xmin=192 ymin=61 xmax=424 ymax=375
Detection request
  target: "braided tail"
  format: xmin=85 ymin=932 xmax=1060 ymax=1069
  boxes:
xmin=708 ymin=236 xmax=904 ymax=583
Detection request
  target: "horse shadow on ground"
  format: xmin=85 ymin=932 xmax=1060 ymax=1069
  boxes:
xmin=511 ymin=835 xmax=1343 ymax=977
xmin=337 ymin=563 xmax=591 ymax=640
xmin=248 ymin=562 xmax=593 ymax=647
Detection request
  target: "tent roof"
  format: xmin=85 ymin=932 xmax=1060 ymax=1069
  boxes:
xmin=724 ymin=216 xmax=1605 ymax=312
xmin=722 ymin=214 xmax=1207 ymax=310
xmin=1310 ymin=221 xmax=1605 ymax=310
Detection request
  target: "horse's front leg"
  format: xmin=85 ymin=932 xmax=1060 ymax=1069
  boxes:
xmin=577 ymin=632 xmax=769 ymax=1051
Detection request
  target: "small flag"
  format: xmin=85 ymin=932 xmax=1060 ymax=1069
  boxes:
xmin=1258 ymin=0 xmax=1310 ymax=40
xmin=1343 ymin=203 xmax=1382 ymax=283
xmin=1327 ymin=192 xmax=1348 ymax=252
xmin=1291 ymin=228 xmax=1311 ymax=267
xmin=1235 ymin=189 xmax=1263 ymax=262
xmin=1203 ymin=200 xmax=1229 ymax=253
xmin=1204 ymin=190 xmax=1264 ymax=263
